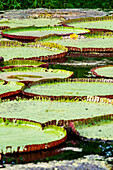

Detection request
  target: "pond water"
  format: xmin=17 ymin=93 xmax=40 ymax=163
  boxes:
xmin=49 ymin=52 xmax=113 ymax=78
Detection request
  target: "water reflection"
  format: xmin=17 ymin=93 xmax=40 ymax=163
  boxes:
xmin=3 ymin=138 xmax=113 ymax=165
xmin=3 ymin=140 xmax=81 ymax=164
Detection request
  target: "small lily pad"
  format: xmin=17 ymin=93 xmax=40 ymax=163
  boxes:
xmin=0 ymin=80 xmax=24 ymax=98
xmin=91 ymin=65 xmax=113 ymax=78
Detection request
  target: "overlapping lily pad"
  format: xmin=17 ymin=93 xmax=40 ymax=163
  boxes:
xmin=0 ymin=117 xmax=66 ymax=154
xmin=76 ymin=114 xmax=113 ymax=141
xmin=1 ymin=59 xmax=47 ymax=68
xmin=63 ymin=16 xmax=113 ymax=30
xmin=72 ymin=96 xmax=113 ymax=141
xmin=0 ymin=80 xmax=24 ymax=98
xmin=23 ymin=78 xmax=113 ymax=98
xmin=38 ymin=35 xmax=113 ymax=49
xmin=84 ymin=31 xmax=113 ymax=39
xmin=1 ymin=97 xmax=113 ymax=124
xmin=0 ymin=66 xmax=73 ymax=82
xmin=0 ymin=41 xmax=67 ymax=61
xmin=91 ymin=65 xmax=113 ymax=78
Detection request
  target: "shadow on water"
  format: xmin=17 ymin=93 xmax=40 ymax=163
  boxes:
xmin=2 ymin=138 xmax=113 ymax=165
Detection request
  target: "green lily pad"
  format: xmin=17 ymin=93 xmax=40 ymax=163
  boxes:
xmin=0 ymin=117 xmax=66 ymax=154
xmin=2 ymin=26 xmax=89 ymax=38
xmin=91 ymin=65 xmax=113 ymax=78
xmin=38 ymin=35 xmax=113 ymax=48
xmin=0 ymin=67 xmax=73 ymax=82
xmin=76 ymin=117 xmax=113 ymax=140
xmin=0 ymin=98 xmax=113 ymax=123
xmin=0 ymin=80 xmax=24 ymax=98
xmin=0 ymin=41 xmax=67 ymax=61
xmin=0 ymin=18 xmax=61 ymax=28
xmin=64 ymin=18 xmax=113 ymax=30
xmin=84 ymin=31 xmax=113 ymax=39
xmin=2 ymin=60 xmax=46 ymax=67
xmin=24 ymin=78 xmax=113 ymax=97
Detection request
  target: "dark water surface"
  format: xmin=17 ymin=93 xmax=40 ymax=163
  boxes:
xmin=49 ymin=53 xmax=113 ymax=78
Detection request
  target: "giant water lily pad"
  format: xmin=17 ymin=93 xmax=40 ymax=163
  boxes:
xmin=2 ymin=59 xmax=47 ymax=67
xmin=0 ymin=18 xmax=61 ymax=28
xmin=64 ymin=17 xmax=113 ymax=30
xmin=76 ymin=116 xmax=113 ymax=140
xmin=0 ymin=41 xmax=67 ymax=61
xmin=39 ymin=35 xmax=113 ymax=48
xmin=0 ymin=67 xmax=73 ymax=82
xmin=1 ymin=98 xmax=113 ymax=123
xmin=91 ymin=65 xmax=113 ymax=78
xmin=1 ymin=26 xmax=89 ymax=41
xmin=24 ymin=78 xmax=113 ymax=97
xmin=0 ymin=117 xmax=66 ymax=154
xmin=0 ymin=80 xmax=24 ymax=98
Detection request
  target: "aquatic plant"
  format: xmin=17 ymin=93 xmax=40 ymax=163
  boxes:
xmin=36 ymin=32 xmax=113 ymax=52
xmin=76 ymin=113 xmax=113 ymax=141
xmin=0 ymin=117 xmax=66 ymax=154
xmin=63 ymin=16 xmax=113 ymax=28
xmin=91 ymin=65 xmax=113 ymax=78
xmin=0 ymin=41 xmax=68 ymax=61
xmin=0 ymin=80 xmax=24 ymax=98
xmin=0 ymin=18 xmax=61 ymax=28
xmin=1 ymin=59 xmax=48 ymax=68
xmin=23 ymin=78 xmax=113 ymax=98
xmin=1 ymin=97 xmax=113 ymax=125
xmin=1 ymin=26 xmax=89 ymax=41
xmin=0 ymin=66 xmax=73 ymax=82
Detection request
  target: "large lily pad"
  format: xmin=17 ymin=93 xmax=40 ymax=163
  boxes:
xmin=76 ymin=116 xmax=113 ymax=141
xmin=0 ymin=117 xmax=66 ymax=154
xmin=63 ymin=16 xmax=113 ymax=30
xmin=0 ymin=18 xmax=61 ymax=28
xmin=1 ymin=98 xmax=113 ymax=124
xmin=1 ymin=26 xmax=89 ymax=41
xmin=2 ymin=59 xmax=47 ymax=67
xmin=24 ymin=78 xmax=113 ymax=97
xmin=0 ymin=80 xmax=24 ymax=98
xmin=91 ymin=65 xmax=113 ymax=78
xmin=0 ymin=67 xmax=73 ymax=82
xmin=38 ymin=35 xmax=113 ymax=48
xmin=0 ymin=41 xmax=67 ymax=61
